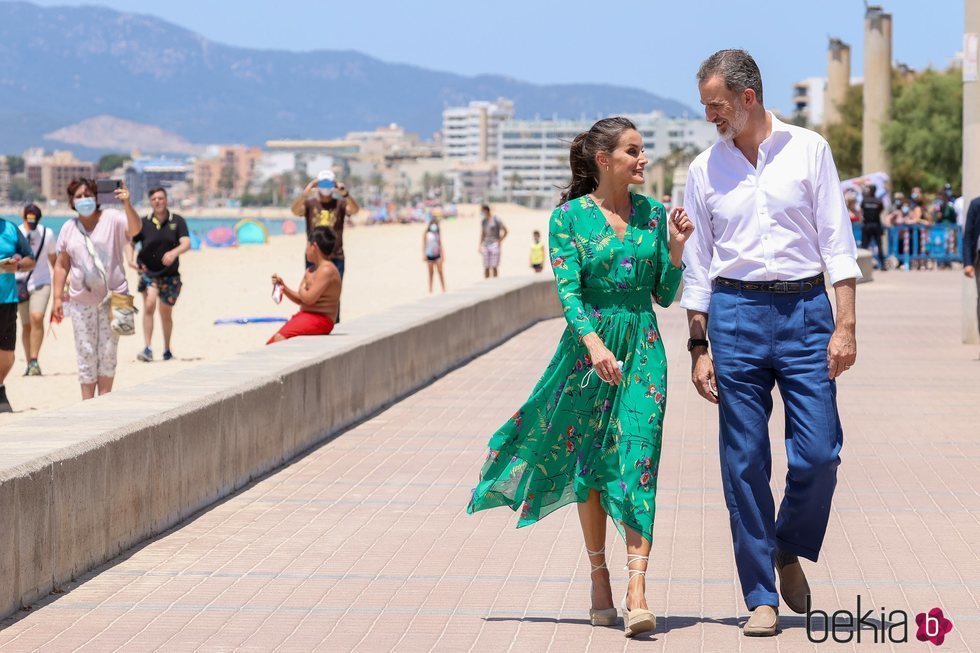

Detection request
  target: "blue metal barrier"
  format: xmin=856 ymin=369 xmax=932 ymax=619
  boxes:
xmin=886 ymin=225 xmax=962 ymax=268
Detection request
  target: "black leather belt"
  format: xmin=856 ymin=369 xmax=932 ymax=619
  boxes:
xmin=715 ymin=274 xmax=825 ymax=293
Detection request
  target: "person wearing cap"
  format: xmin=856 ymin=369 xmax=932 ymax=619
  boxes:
xmin=15 ymin=204 xmax=57 ymax=376
xmin=1 ymin=213 xmax=36 ymax=413
xmin=291 ymin=171 xmax=359 ymax=323
xmin=291 ymin=171 xmax=360 ymax=276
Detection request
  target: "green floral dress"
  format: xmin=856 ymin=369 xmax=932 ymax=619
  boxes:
xmin=466 ymin=193 xmax=684 ymax=543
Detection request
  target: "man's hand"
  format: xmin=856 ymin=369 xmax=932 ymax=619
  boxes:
xmin=691 ymin=351 xmax=719 ymax=404
xmin=0 ymin=255 xmax=19 ymax=273
xmin=162 ymin=250 xmax=177 ymax=267
xmin=965 ymin=265 xmax=976 ymax=279
xmin=827 ymin=326 xmax=857 ymax=379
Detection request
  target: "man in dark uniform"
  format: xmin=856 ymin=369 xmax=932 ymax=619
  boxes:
xmin=127 ymin=187 xmax=190 ymax=362
xmin=860 ymin=184 xmax=886 ymax=271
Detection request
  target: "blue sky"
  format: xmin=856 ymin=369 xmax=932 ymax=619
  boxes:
xmin=24 ymin=0 xmax=965 ymax=116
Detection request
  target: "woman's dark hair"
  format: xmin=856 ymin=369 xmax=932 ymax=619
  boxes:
xmin=66 ymin=177 xmax=98 ymax=210
xmin=308 ymin=225 xmax=337 ymax=257
xmin=558 ymin=117 xmax=637 ymax=206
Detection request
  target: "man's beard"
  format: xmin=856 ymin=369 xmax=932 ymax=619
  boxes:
xmin=718 ymin=107 xmax=748 ymax=141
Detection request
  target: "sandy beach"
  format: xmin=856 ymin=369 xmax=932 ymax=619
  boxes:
xmin=0 ymin=204 xmax=551 ymax=429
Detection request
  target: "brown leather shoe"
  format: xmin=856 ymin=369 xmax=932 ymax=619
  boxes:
xmin=743 ymin=605 xmax=778 ymax=637
xmin=776 ymin=557 xmax=811 ymax=614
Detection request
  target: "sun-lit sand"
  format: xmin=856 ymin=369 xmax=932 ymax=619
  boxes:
xmin=0 ymin=204 xmax=551 ymax=428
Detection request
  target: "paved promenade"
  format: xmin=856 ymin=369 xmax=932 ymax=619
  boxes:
xmin=1 ymin=271 xmax=978 ymax=652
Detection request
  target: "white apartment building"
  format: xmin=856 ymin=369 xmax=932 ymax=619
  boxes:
xmin=498 ymin=112 xmax=717 ymax=206
xmin=442 ymin=98 xmax=514 ymax=163
xmin=792 ymin=77 xmax=827 ymax=128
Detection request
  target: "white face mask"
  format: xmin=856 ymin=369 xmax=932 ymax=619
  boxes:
xmin=428 ymin=224 xmax=438 ymax=233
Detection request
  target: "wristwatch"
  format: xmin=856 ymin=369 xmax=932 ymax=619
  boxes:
xmin=687 ymin=338 xmax=709 ymax=352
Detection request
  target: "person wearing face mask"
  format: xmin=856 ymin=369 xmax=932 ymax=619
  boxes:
xmin=51 ymin=177 xmax=142 ymax=400
xmin=422 ymin=217 xmax=446 ymax=293
xmin=291 ymin=170 xmax=359 ymax=323
xmin=15 ymin=203 xmax=57 ymax=376
xmin=0 ymin=212 xmax=35 ymax=413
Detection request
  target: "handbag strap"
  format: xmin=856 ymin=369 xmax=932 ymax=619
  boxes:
xmin=21 ymin=226 xmax=46 ymax=286
xmin=76 ymin=218 xmax=111 ymax=305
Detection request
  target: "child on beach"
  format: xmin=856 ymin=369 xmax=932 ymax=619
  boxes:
xmin=267 ymin=226 xmax=341 ymax=344
xmin=529 ymin=230 xmax=545 ymax=273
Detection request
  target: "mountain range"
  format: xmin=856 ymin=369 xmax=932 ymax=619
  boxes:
xmin=0 ymin=1 xmax=695 ymax=155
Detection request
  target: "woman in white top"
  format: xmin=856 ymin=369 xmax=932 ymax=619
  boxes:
xmin=422 ymin=217 xmax=446 ymax=293
xmin=51 ymin=178 xmax=142 ymax=400
xmin=15 ymin=203 xmax=57 ymax=376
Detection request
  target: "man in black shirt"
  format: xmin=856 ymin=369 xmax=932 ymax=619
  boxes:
xmin=860 ymin=184 xmax=887 ymax=271
xmin=126 ymin=187 xmax=190 ymax=362
xmin=964 ymin=196 xmax=980 ymax=345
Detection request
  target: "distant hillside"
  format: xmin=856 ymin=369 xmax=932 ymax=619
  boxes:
xmin=0 ymin=1 xmax=695 ymax=154
xmin=44 ymin=115 xmax=203 ymax=154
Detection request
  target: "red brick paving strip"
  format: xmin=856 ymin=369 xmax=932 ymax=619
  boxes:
xmin=0 ymin=270 xmax=978 ymax=652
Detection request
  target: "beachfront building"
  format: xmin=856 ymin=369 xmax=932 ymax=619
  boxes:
xmin=497 ymin=112 xmax=717 ymax=207
xmin=792 ymin=77 xmax=827 ymax=128
xmin=192 ymin=145 xmax=262 ymax=201
xmin=124 ymin=157 xmax=191 ymax=203
xmin=24 ymin=151 xmax=97 ymax=201
xmin=443 ymin=99 xmax=514 ymax=163
xmin=449 ymin=161 xmax=496 ymax=204
xmin=0 ymin=157 xmax=9 ymax=205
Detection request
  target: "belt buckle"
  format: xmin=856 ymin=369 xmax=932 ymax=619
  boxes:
xmin=772 ymin=281 xmax=789 ymax=293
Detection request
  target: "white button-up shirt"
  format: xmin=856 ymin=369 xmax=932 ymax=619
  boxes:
xmin=680 ymin=113 xmax=862 ymax=313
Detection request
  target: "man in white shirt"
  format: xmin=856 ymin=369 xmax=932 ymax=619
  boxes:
xmin=680 ymin=50 xmax=860 ymax=637
xmin=15 ymin=204 xmax=57 ymax=376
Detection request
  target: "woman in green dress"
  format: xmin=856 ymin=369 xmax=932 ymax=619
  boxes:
xmin=466 ymin=117 xmax=694 ymax=637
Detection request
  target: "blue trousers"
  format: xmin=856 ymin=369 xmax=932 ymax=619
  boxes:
xmin=707 ymin=284 xmax=843 ymax=610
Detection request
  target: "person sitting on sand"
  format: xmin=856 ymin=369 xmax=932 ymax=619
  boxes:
xmin=267 ymin=226 xmax=341 ymax=344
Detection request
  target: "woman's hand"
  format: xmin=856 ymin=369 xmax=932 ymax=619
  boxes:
xmin=584 ymin=334 xmax=622 ymax=386
xmin=114 ymin=185 xmax=132 ymax=206
xmin=51 ymin=297 xmax=64 ymax=324
xmin=667 ymin=207 xmax=694 ymax=267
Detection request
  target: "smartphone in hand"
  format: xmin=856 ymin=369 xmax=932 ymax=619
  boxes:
xmin=96 ymin=179 xmax=123 ymax=205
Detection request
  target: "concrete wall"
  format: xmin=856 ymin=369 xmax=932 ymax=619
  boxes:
xmin=0 ymin=276 xmax=561 ymax=620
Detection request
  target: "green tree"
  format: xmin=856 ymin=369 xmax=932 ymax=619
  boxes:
xmin=6 ymin=155 xmax=25 ymax=175
xmin=217 ymin=163 xmax=237 ymax=197
xmin=98 ymin=153 xmax=129 ymax=173
xmin=881 ymin=67 xmax=962 ymax=192
xmin=823 ymin=84 xmax=863 ymax=180
xmin=8 ymin=178 xmax=42 ymax=203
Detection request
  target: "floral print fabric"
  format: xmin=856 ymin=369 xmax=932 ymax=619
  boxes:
xmin=467 ymin=193 xmax=683 ymax=543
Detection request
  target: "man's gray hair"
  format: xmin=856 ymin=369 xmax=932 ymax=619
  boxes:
xmin=697 ymin=49 xmax=764 ymax=106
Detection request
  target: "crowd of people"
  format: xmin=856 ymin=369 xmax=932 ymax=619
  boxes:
xmin=847 ymin=182 xmax=966 ymax=270
xmin=0 ymin=170 xmax=358 ymax=413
